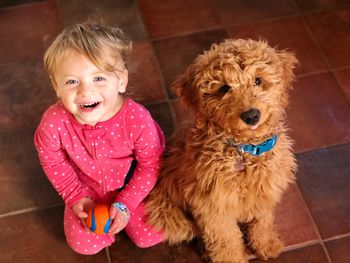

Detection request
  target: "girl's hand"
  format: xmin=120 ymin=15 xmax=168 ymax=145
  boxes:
xmin=72 ymin=197 xmax=95 ymax=220
xmin=108 ymin=203 xmax=130 ymax=235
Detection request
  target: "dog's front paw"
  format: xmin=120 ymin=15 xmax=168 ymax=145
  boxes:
xmin=254 ymin=236 xmax=283 ymax=259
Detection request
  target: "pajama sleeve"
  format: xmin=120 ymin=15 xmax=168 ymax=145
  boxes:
xmin=113 ymin=107 xmax=165 ymax=212
xmin=34 ymin=113 xmax=90 ymax=208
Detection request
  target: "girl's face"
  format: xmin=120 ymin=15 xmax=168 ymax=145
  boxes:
xmin=52 ymin=50 xmax=128 ymax=126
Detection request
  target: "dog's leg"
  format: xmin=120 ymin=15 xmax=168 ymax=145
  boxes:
xmin=146 ymin=189 xmax=196 ymax=244
xmin=196 ymin=215 xmax=248 ymax=263
xmin=247 ymin=211 xmax=283 ymax=259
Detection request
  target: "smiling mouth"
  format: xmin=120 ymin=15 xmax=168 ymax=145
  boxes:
xmin=80 ymin=102 xmax=100 ymax=109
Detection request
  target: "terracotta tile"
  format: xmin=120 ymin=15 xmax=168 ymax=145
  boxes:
xmin=153 ymin=29 xmax=228 ymax=97
xmin=275 ymin=184 xmax=319 ymax=247
xmin=147 ymin=102 xmax=175 ymax=138
xmin=127 ymin=42 xmax=166 ymax=103
xmin=297 ymin=144 xmax=350 ymax=238
xmin=334 ymin=68 xmax=350 ymax=103
xmin=304 ymin=9 xmax=350 ymax=69
xmin=138 ymin=0 xmax=221 ymax=38
xmin=0 ymin=1 xmax=61 ymax=64
xmin=0 ymin=130 xmax=61 ymax=214
xmin=58 ymin=0 xmax=148 ymax=41
xmin=293 ymin=0 xmax=350 ymax=13
xmin=0 ymin=60 xmax=57 ymax=131
xmin=325 ymin=236 xmax=350 ymax=263
xmin=0 ymin=206 xmax=108 ymax=262
xmin=251 ymin=244 xmax=328 ymax=263
xmin=287 ymin=73 xmax=350 ymax=153
xmin=0 ymin=0 xmax=45 ymax=8
xmin=214 ymin=0 xmax=297 ymax=26
xmin=227 ymin=17 xmax=328 ymax=75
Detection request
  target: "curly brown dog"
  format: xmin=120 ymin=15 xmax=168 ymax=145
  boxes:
xmin=145 ymin=39 xmax=298 ymax=263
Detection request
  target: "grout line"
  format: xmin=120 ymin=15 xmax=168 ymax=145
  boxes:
xmin=323 ymin=232 xmax=350 ymax=243
xmin=294 ymin=179 xmax=333 ymax=263
xmin=0 ymin=203 xmax=63 ymax=219
xmin=283 ymin=239 xmax=320 ymax=252
xmin=294 ymin=141 xmax=350 ymax=155
xmin=105 ymin=247 xmax=112 ymax=263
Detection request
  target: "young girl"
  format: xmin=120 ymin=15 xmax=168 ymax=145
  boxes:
xmin=34 ymin=22 xmax=165 ymax=255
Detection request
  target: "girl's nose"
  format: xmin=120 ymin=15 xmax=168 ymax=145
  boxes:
xmin=77 ymin=82 xmax=92 ymax=96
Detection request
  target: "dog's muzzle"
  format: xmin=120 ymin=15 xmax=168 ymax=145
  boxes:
xmin=240 ymin=109 xmax=260 ymax=125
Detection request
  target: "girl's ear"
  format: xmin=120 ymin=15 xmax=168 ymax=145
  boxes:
xmin=118 ymin=69 xmax=128 ymax=94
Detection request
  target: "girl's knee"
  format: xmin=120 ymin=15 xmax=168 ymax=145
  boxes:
xmin=66 ymin=237 xmax=109 ymax=255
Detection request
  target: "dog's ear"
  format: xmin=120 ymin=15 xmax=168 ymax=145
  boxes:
xmin=172 ymin=62 xmax=200 ymax=110
xmin=278 ymin=50 xmax=299 ymax=89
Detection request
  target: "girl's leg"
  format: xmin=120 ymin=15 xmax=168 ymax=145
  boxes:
xmin=124 ymin=202 xmax=164 ymax=248
xmin=64 ymin=205 xmax=115 ymax=255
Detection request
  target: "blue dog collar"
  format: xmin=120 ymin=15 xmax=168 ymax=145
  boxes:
xmin=237 ymin=134 xmax=278 ymax=156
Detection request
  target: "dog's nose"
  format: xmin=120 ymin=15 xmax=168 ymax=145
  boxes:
xmin=240 ymin=109 xmax=261 ymax=125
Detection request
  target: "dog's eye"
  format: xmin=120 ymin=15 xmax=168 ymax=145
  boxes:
xmin=219 ymin=85 xmax=231 ymax=93
xmin=254 ymin=77 xmax=262 ymax=86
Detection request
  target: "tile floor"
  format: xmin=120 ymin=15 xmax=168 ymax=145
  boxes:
xmin=0 ymin=0 xmax=349 ymax=262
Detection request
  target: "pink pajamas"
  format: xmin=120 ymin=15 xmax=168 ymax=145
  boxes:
xmin=34 ymin=98 xmax=165 ymax=254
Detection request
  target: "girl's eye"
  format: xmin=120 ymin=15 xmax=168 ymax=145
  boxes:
xmin=65 ymin=79 xmax=78 ymax=85
xmin=254 ymin=77 xmax=262 ymax=86
xmin=94 ymin=76 xmax=105 ymax=82
xmin=219 ymin=84 xmax=231 ymax=94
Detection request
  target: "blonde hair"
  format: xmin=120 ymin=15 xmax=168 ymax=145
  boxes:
xmin=44 ymin=21 xmax=132 ymax=78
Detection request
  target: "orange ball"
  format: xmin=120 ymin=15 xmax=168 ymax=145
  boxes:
xmin=85 ymin=203 xmax=111 ymax=234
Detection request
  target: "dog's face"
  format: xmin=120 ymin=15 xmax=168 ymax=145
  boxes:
xmin=173 ymin=39 xmax=297 ymax=140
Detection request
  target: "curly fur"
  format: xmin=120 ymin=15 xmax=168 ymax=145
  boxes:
xmin=145 ymin=39 xmax=298 ymax=263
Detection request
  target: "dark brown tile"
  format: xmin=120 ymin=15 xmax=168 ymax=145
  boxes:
xmin=127 ymin=41 xmax=166 ymax=103
xmin=0 ymin=1 xmax=61 ymax=64
xmin=0 ymin=0 xmax=45 ymax=8
xmin=297 ymin=144 xmax=350 ymax=238
xmin=153 ymin=29 xmax=228 ymax=97
xmin=325 ymin=236 xmax=350 ymax=263
xmin=227 ymin=17 xmax=328 ymax=75
xmin=304 ymin=9 xmax=350 ymax=69
xmin=0 ymin=60 xmax=57 ymax=131
xmin=147 ymin=102 xmax=175 ymax=138
xmin=251 ymin=244 xmax=328 ymax=263
xmin=294 ymin=0 xmax=350 ymax=13
xmin=287 ymin=73 xmax=350 ymax=153
xmin=334 ymin=68 xmax=350 ymax=103
xmin=0 ymin=206 xmax=108 ymax=262
xmin=58 ymin=0 xmax=148 ymax=41
xmin=110 ymin=232 xmax=170 ymax=263
xmin=275 ymin=184 xmax=319 ymax=247
xmin=138 ymin=0 xmax=221 ymax=38
xmin=214 ymin=0 xmax=297 ymax=26
xmin=0 ymin=130 xmax=61 ymax=214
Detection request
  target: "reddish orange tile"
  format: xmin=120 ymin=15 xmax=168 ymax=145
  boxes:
xmin=275 ymin=184 xmax=319 ymax=247
xmin=0 ymin=206 xmax=108 ymax=262
xmin=58 ymin=0 xmax=148 ymax=41
xmin=0 ymin=130 xmax=61 ymax=214
xmin=153 ymin=29 xmax=228 ymax=97
xmin=334 ymin=68 xmax=350 ymax=103
xmin=325 ymin=236 xmax=350 ymax=263
xmin=0 ymin=1 xmax=61 ymax=64
xmin=227 ymin=17 xmax=328 ymax=75
xmin=287 ymin=73 xmax=350 ymax=153
xmin=127 ymin=41 xmax=166 ymax=103
xmin=0 ymin=60 xmax=57 ymax=131
xmin=251 ymin=244 xmax=328 ymax=263
xmin=138 ymin=0 xmax=221 ymax=38
xmin=214 ymin=0 xmax=297 ymax=26
xmin=304 ymin=9 xmax=350 ymax=69
xmin=293 ymin=0 xmax=350 ymax=13
xmin=297 ymin=144 xmax=350 ymax=238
